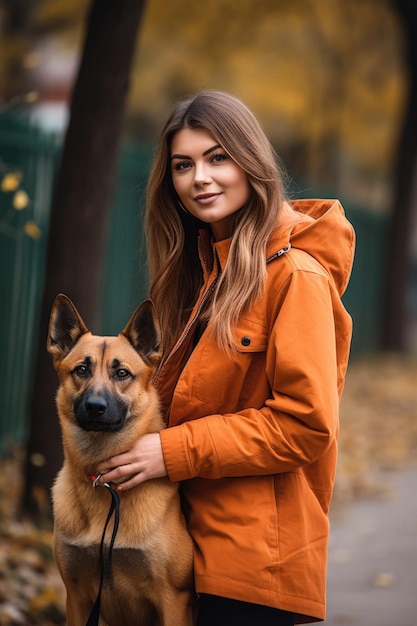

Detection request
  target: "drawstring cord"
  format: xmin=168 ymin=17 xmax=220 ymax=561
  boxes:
xmin=85 ymin=477 xmax=120 ymax=626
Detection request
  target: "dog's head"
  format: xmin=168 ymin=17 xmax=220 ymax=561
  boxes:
xmin=47 ymin=294 xmax=163 ymax=441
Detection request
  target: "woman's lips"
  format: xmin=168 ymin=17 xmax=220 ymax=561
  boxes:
xmin=194 ymin=192 xmax=222 ymax=205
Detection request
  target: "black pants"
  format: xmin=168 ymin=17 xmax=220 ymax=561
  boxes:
xmin=196 ymin=594 xmax=296 ymax=626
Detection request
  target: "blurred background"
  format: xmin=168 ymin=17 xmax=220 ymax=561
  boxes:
xmin=0 ymin=0 xmax=416 ymax=624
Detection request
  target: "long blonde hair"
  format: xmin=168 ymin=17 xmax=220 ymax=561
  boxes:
xmin=145 ymin=90 xmax=286 ymax=354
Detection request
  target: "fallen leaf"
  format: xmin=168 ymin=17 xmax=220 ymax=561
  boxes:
xmin=1 ymin=172 xmax=22 ymax=192
xmin=371 ymin=572 xmax=396 ymax=588
xmin=13 ymin=190 xmax=29 ymax=210
xmin=24 ymin=221 xmax=41 ymax=239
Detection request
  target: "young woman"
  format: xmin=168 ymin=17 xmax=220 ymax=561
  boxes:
xmin=97 ymin=90 xmax=355 ymax=625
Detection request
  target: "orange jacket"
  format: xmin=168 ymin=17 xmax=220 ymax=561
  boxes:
xmin=158 ymin=199 xmax=355 ymax=623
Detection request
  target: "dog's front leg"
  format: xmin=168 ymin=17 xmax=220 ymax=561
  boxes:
xmin=159 ymin=589 xmax=196 ymax=626
xmin=66 ymin=593 xmax=92 ymax=626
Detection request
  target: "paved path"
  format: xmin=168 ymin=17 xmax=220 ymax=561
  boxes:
xmin=324 ymin=467 xmax=417 ymax=626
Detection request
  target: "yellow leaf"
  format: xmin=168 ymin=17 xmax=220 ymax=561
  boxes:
xmin=24 ymin=221 xmax=41 ymax=239
xmin=1 ymin=171 xmax=22 ymax=192
xmin=13 ymin=190 xmax=29 ymax=210
xmin=30 ymin=587 xmax=61 ymax=613
xmin=25 ymin=90 xmax=39 ymax=103
xmin=372 ymin=572 xmax=396 ymax=589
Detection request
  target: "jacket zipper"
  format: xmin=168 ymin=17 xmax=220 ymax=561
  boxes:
xmin=266 ymin=243 xmax=291 ymax=264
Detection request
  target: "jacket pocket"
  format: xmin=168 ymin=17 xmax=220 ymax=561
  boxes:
xmin=233 ymin=316 xmax=268 ymax=352
xmin=185 ymin=318 xmax=268 ymax=409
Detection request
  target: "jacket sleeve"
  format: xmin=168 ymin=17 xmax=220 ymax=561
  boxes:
xmin=160 ymin=269 xmax=342 ymax=482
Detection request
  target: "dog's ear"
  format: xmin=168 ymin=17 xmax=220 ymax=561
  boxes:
xmin=121 ymin=300 xmax=162 ymax=368
xmin=47 ymin=294 xmax=89 ymax=361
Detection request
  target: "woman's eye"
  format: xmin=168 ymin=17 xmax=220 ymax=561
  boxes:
xmin=211 ymin=153 xmax=228 ymax=163
xmin=173 ymin=161 xmax=191 ymax=171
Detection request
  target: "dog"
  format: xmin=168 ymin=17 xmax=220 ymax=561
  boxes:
xmin=47 ymin=293 xmax=195 ymax=626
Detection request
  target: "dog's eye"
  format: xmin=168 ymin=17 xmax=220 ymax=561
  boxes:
xmin=73 ymin=364 xmax=89 ymax=377
xmin=115 ymin=368 xmax=131 ymax=380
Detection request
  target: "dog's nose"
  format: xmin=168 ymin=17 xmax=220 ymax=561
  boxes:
xmin=85 ymin=396 xmax=107 ymax=418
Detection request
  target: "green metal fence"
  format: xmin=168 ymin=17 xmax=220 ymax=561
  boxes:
xmin=0 ymin=114 xmax=60 ymax=449
xmin=0 ymin=113 xmax=388 ymax=450
xmin=101 ymin=140 xmax=151 ymax=334
xmin=341 ymin=205 xmax=388 ymax=356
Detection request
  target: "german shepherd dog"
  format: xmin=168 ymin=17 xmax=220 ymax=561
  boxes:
xmin=47 ymin=294 xmax=194 ymax=626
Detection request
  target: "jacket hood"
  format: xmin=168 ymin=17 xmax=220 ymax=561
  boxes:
xmin=268 ymin=199 xmax=355 ymax=296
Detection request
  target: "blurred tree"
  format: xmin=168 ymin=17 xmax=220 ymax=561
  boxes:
xmin=382 ymin=0 xmax=417 ymax=350
xmin=32 ymin=0 xmax=87 ymax=33
xmin=22 ymin=0 xmax=148 ymax=517
xmin=0 ymin=0 xmax=36 ymax=103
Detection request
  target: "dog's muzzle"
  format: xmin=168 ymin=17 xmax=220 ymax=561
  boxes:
xmin=75 ymin=391 xmax=128 ymax=432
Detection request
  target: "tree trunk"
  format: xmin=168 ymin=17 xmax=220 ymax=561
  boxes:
xmin=22 ymin=0 xmax=147 ymax=518
xmin=382 ymin=0 xmax=417 ymax=350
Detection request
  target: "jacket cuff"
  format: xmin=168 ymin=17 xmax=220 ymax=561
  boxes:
xmin=160 ymin=425 xmax=194 ymax=482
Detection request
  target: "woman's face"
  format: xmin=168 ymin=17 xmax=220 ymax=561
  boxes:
xmin=170 ymin=127 xmax=250 ymax=241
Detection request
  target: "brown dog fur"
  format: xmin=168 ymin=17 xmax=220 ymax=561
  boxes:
xmin=47 ymin=294 xmax=194 ymax=626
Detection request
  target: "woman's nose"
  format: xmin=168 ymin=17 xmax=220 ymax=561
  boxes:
xmin=193 ymin=162 xmax=212 ymax=185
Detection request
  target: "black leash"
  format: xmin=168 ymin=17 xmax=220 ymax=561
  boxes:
xmin=85 ymin=478 xmax=121 ymax=626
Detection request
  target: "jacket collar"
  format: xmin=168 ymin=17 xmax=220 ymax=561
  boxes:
xmin=198 ymin=229 xmax=232 ymax=276
xmin=196 ymin=199 xmax=355 ymax=296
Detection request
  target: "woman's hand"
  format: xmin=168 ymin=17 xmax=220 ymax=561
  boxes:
xmin=95 ymin=433 xmax=168 ymax=491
